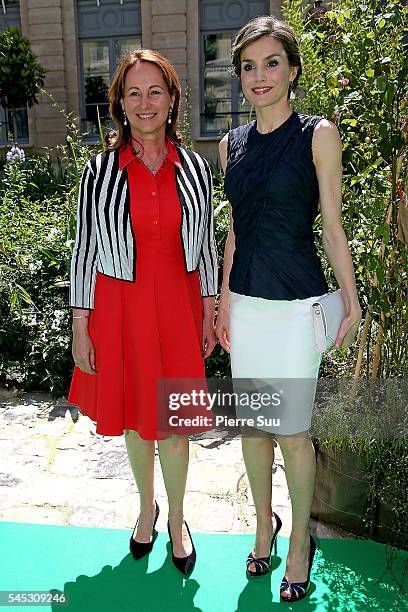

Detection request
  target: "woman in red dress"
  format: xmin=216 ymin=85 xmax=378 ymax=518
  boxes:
xmin=68 ymin=49 xmax=218 ymax=575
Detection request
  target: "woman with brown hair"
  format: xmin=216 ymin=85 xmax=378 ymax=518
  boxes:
xmin=68 ymin=49 xmax=218 ymax=575
xmin=216 ymin=15 xmax=361 ymax=601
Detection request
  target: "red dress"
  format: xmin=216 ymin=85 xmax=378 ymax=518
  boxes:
xmin=68 ymin=141 xmax=211 ymax=439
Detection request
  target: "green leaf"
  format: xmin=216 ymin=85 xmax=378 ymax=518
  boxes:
xmin=0 ymin=242 xmax=9 ymax=256
xmin=379 ymin=122 xmax=388 ymax=138
xmin=376 ymin=77 xmax=388 ymax=93
xmin=10 ymin=292 xmax=17 ymax=311
xmin=96 ymin=105 xmax=106 ymax=153
xmin=385 ymin=84 xmax=395 ymax=105
xmin=372 ymin=157 xmax=384 ymax=168
xmin=376 ymin=262 xmax=384 ymax=284
xmin=327 ymin=74 xmax=338 ymax=90
xmin=15 ymin=284 xmax=33 ymax=305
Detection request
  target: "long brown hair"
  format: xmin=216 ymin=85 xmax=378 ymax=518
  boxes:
xmin=231 ymin=16 xmax=303 ymax=99
xmin=106 ymin=48 xmax=182 ymax=151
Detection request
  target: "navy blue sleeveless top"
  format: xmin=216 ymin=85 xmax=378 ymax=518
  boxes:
xmin=224 ymin=111 xmax=329 ymax=300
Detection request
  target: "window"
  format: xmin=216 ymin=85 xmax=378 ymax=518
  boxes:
xmin=77 ymin=1 xmax=141 ymax=137
xmin=200 ymin=0 xmax=269 ymax=136
xmin=80 ymin=36 xmax=141 ymax=135
xmin=202 ymin=32 xmax=250 ymax=135
xmin=0 ymin=107 xmax=29 ymax=145
xmin=0 ymin=1 xmax=29 ymax=145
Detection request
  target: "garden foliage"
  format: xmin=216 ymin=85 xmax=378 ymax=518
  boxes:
xmin=0 ymin=0 xmax=407 ymax=394
xmin=0 ymin=26 xmax=45 ymax=143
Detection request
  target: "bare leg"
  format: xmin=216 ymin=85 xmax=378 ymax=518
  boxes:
xmin=241 ymin=433 xmax=277 ymax=573
xmin=157 ymin=435 xmax=192 ymax=558
xmin=277 ymin=432 xmax=316 ymax=598
xmin=124 ymin=429 xmax=156 ymax=542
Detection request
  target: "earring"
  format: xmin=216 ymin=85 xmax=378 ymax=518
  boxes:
xmin=123 ymin=109 xmax=128 ymax=126
xmin=167 ymin=107 xmax=173 ymax=124
xmin=289 ymin=81 xmax=296 ymax=100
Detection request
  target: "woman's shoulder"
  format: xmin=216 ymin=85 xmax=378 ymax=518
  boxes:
xmin=296 ymin=111 xmax=336 ymax=132
xmin=175 ymin=144 xmax=211 ymax=172
xmin=228 ymin=121 xmax=254 ymax=142
xmin=85 ymin=148 xmax=118 ymax=175
xmin=225 ymin=121 xmax=254 ymax=160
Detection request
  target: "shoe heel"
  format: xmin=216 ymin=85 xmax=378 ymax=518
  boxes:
xmin=167 ymin=520 xmax=196 ymax=576
xmin=130 ymin=500 xmax=160 ymax=561
xmin=246 ymin=511 xmax=281 ymax=577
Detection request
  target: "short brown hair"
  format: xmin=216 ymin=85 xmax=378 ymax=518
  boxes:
xmin=106 ymin=48 xmax=182 ymax=150
xmin=231 ymin=16 xmax=303 ymax=96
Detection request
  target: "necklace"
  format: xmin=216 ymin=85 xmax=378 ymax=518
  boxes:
xmin=140 ymin=146 xmax=168 ymax=175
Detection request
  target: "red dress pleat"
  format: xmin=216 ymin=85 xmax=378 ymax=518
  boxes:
xmin=68 ymin=141 xmax=211 ymax=439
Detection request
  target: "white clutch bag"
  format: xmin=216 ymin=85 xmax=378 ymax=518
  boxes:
xmin=311 ymin=289 xmax=346 ymax=352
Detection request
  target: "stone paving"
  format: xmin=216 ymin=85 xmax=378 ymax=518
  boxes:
xmin=0 ymin=388 xmax=356 ymax=540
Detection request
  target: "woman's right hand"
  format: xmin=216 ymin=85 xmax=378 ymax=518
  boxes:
xmin=72 ymin=321 xmax=97 ymax=374
xmin=215 ymin=302 xmax=231 ymax=353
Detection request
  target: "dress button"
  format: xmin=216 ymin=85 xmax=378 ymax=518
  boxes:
xmin=152 ymin=191 xmax=157 ymax=196
xmin=153 ymin=220 xmax=159 ymax=225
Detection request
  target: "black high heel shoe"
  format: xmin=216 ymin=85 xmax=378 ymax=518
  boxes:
xmin=246 ymin=511 xmax=282 ymax=577
xmin=167 ymin=520 xmax=196 ymax=576
xmin=280 ymin=534 xmax=316 ymax=602
xmin=129 ymin=500 xmax=160 ymax=560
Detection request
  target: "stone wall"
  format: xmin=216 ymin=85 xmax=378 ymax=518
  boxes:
xmin=151 ymin=0 xmax=188 ymax=83
xmin=16 ymin=0 xmax=285 ymax=154
xmin=20 ymin=0 xmax=68 ymax=148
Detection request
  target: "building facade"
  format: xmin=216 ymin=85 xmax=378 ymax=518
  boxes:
xmin=1 ymin=0 xmax=287 ymax=161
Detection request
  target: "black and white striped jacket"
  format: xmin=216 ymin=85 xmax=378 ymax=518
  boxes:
xmin=69 ymin=145 xmax=218 ymax=309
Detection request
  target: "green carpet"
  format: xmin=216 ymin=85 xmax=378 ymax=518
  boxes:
xmin=0 ymin=522 xmax=407 ymax=611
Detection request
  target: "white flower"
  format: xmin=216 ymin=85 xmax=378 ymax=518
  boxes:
xmin=50 ymin=309 xmax=67 ymax=330
xmin=6 ymin=145 xmax=25 ymax=164
xmin=27 ymin=260 xmax=43 ymax=273
xmin=22 ymin=312 xmax=38 ymax=327
xmin=5 ymin=364 xmax=25 ymax=383
xmin=46 ymin=228 xmax=59 ymax=242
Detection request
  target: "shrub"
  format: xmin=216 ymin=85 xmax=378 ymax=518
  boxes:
xmin=0 ymin=105 xmax=93 ymax=396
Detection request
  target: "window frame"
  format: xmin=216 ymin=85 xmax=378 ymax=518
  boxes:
xmin=200 ymin=29 xmax=241 ymax=137
xmin=78 ymin=34 xmax=141 ymax=140
xmin=200 ymin=29 xmax=255 ymax=137
xmin=0 ymin=106 xmax=29 ymax=146
xmin=0 ymin=3 xmax=29 ymax=146
xmin=198 ymin=0 xmax=269 ymax=138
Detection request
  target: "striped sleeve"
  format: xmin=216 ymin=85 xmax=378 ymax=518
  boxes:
xmin=198 ymin=159 xmax=218 ymax=297
xmin=69 ymin=159 xmax=98 ymax=309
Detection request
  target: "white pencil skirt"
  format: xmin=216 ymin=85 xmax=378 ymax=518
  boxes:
xmin=229 ymin=291 xmax=327 ymax=436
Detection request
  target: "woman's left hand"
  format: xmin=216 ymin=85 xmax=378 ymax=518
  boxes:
xmin=334 ymin=305 xmax=362 ymax=349
xmin=202 ymin=316 xmax=218 ymax=358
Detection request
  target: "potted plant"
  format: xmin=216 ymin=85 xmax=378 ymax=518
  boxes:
xmin=311 ymin=379 xmax=408 ymax=551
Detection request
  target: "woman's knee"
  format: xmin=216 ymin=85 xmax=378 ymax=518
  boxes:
xmin=158 ymin=435 xmax=189 ymax=452
xmin=124 ymin=428 xmax=139 ymax=439
xmin=277 ymin=431 xmax=313 ymax=456
xmin=124 ymin=429 xmax=154 ymax=446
